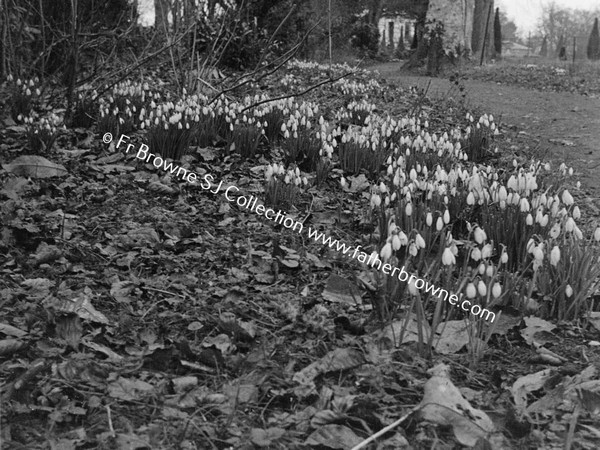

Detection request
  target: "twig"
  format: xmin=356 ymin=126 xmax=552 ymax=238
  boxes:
xmin=106 ymin=404 xmax=116 ymax=438
xmin=240 ymin=70 xmax=353 ymax=113
xmin=350 ymin=408 xmax=415 ymax=450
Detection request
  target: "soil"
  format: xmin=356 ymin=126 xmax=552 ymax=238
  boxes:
xmin=370 ymin=62 xmax=600 ymax=201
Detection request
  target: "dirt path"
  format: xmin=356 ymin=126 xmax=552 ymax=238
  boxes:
xmin=371 ymin=62 xmax=600 ymax=200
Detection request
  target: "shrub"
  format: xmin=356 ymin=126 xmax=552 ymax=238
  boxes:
xmin=349 ymin=15 xmax=379 ymax=58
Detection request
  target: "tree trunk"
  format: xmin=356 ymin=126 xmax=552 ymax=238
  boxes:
xmin=154 ymin=0 xmax=170 ymax=35
xmin=472 ymin=0 xmax=494 ymax=61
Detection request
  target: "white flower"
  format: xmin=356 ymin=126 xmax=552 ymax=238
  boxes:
xmin=340 ymin=177 xmax=347 ymax=188
xmin=501 ymin=251 xmax=508 ymax=264
xmin=443 ymin=209 xmax=450 ymax=224
xmin=595 ymin=227 xmax=600 ymax=242
xmin=380 ymin=242 xmax=393 ymax=260
xmin=477 ymin=280 xmax=487 ymax=297
xmin=486 ymin=264 xmax=494 ymax=277
xmin=466 ymin=283 xmax=477 ymax=299
xmin=442 ymin=247 xmax=456 ymax=265
xmin=407 ymin=277 xmax=418 ymax=295
xmin=471 ymin=248 xmax=482 ymax=261
xmin=398 ymin=231 xmax=408 ymax=245
xmin=409 ymin=243 xmax=418 ymax=256
xmin=532 ymin=246 xmax=544 ymax=262
xmin=415 ymin=234 xmax=426 ymax=249
xmin=526 ymin=214 xmax=533 ymax=226
xmin=392 ymin=234 xmax=402 ymax=250
xmin=565 ymin=217 xmax=575 ymax=233
xmin=498 ymin=186 xmax=508 ymax=202
xmin=436 ymin=217 xmax=444 ymax=231
xmin=405 ymin=203 xmax=413 ymax=216
xmin=550 ymin=246 xmax=560 ymax=266
xmin=371 ymin=194 xmax=381 ymax=208
xmin=572 ymin=206 xmax=581 ymax=220
xmin=481 ymin=244 xmax=493 ymax=259
xmin=565 ymin=285 xmax=573 ymax=297
xmin=520 ymin=198 xmax=530 ymax=212
xmin=478 ymin=263 xmax=486 ymax=275
xmin=474 ymin=227 xmax=486 ymax=244
xmin=562 ymin=190 xmax=574 ymax=206
xmin=426 ymin=212 xmax=433 ymax=227
xmin=467 ymin=192 xmax=475 ymax=205
xmin=492 ymin=283 xmax=502 ymax=298
xmin=549 ymin=223 xmax=561 ymax=239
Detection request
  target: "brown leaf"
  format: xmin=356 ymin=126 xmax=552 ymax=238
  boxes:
xmin=2 ymin=155 xmax=68 ymax=178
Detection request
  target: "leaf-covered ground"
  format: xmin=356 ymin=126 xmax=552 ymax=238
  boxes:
xmin=2 ymin=62 xmax=600 ymax=450
xmin=457 ymin=59 xmax=600 ymax=98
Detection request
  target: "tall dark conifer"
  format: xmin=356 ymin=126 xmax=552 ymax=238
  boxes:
xmin=588 ymin=18 xmax=600 ymax=61
xmin=493 ymin=7 xmax=502 ymax=56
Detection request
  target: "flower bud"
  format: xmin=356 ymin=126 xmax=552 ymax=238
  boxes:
xmin=565 ymin=285 xmax=573 ymax=297
xmin=426 ymin=212 xmax=433 ymax=227
xmin=474 ymin=227 xmax=486 ymax=244
xmin=562 ymin=190 xmax=574 ymax=206
xmin=442 ymin=247 xmax=456 ymax=265
xmin=436 ymin=217 xmax=444 ymax=231
xmin=380 ymin=242 xmax=393 ymax=260
xmin=477 ymin=280 xmax=487 ymax=297
xmin=550 ymin=246 xmax=560 ymax=266
xmin=466 ymin=283 xmax=477 ymax=299
xmin=492 ymin=283 xmax=502 ymax=298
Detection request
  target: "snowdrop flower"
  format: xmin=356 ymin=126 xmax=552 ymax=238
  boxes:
xmin=486 ymin=264 xmax=495 ymax=278
xmin=549 ymin=223 xmax=561 ymax=239
xmin=436 ymin=217 xmax=444 ymax=231
xmin=471 ymin=248 xmax=482 ymax=261
xmin=565 ymin=217 xmax=575 ymax=233
xmin=478 ymin=263 xmax=486 ymax=275
xmin=406 ymin=203 xmax=413 ymax=216
xmin=565 ymin=285 xmax=573 ymax=297
xmin=467 ymin=192 xmax=475 ymax=205
xmin=443 ymin=209 xmax=450 ymax=224
xmin=481 ymin=244 xmax=493 ymax=259
xmin=415 ymin=234 xmax=426 ymax=249
xmin=550 ymin=246 xmax=560 ymax=266
xmin=380 ymin=242 xmax=393 ymax=260
xmin=426 ymin=212 xmax=433 ymax=227
xmin=574 ymin=226 xmax=583 ymax=240
xmin=409 ymin=243 xmax=418 ymax=257
xmin=562 ymin=190 xmax=574 ymax=206
xmin=501 ymin=251 xmax=508 ymax=264
xmin=594 ymin=227 xmax=600 ymax=242
xmin=540 ymin=214 xmax=549 ymax=227
xmin=407 ymin=277 xmax=419 ymax=295
xmin=520 ymin=198 xmax=530 ymax=212
xmin=478 ymin=280 xmax=487 ymax=297
xmin=526 ymin=214 xmax=533 ymax=226
xmin=492 ymin=283 xmax=502 ymax=298
xmin=466 ymin=283 xmax=477 ymax=299
xmin=532 ymin=246 xmax=544 ymax=263
xmin=371 ymin=194 xmax=381 ymax=208
xmin=442 ymin=247 xmax=456 ymax=265
xmin=474 ymin=227 xmax=486 ymax=244
xmin=498 ymin=186 xmax=508 ymax=202
xmin=392 ymin=234 xmax=402 ymax=250
xmin=398 ymin=231 xmax=408 ymax=245
xmin=572 ymin=206 xmax=581 ymax=220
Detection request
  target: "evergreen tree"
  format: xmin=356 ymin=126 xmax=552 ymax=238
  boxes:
xmin=493 ymin=7 xmax=502 ymax=56
xmin=588 ymin=18 xmax=600 ymax=61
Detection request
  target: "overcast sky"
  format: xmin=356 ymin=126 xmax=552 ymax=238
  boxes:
xmin=497 ymin=0 xmax=600 ymax=36
xmin=138 ymin=0 xmax=600 ymax=33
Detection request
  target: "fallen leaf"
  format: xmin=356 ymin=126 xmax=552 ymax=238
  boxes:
xmin=305 ymin=424 xmax=362 ymax=448
xmin=2 ymin=155 xmax=68 ymax=178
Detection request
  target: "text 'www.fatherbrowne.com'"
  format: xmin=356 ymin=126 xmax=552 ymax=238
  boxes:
xmin=109 ymin=133 xmax=495 ymax=323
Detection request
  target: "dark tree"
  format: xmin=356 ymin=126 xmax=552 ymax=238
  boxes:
xmin=493 ymin=7 xmax=502 ymax=56
xmin=540 ymin=35 xmax=548 ymax=57
xmin=588 ymin=17 xmax=600 ymax=60
xmin=555 ymin=34 xmax=564 ymax=57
